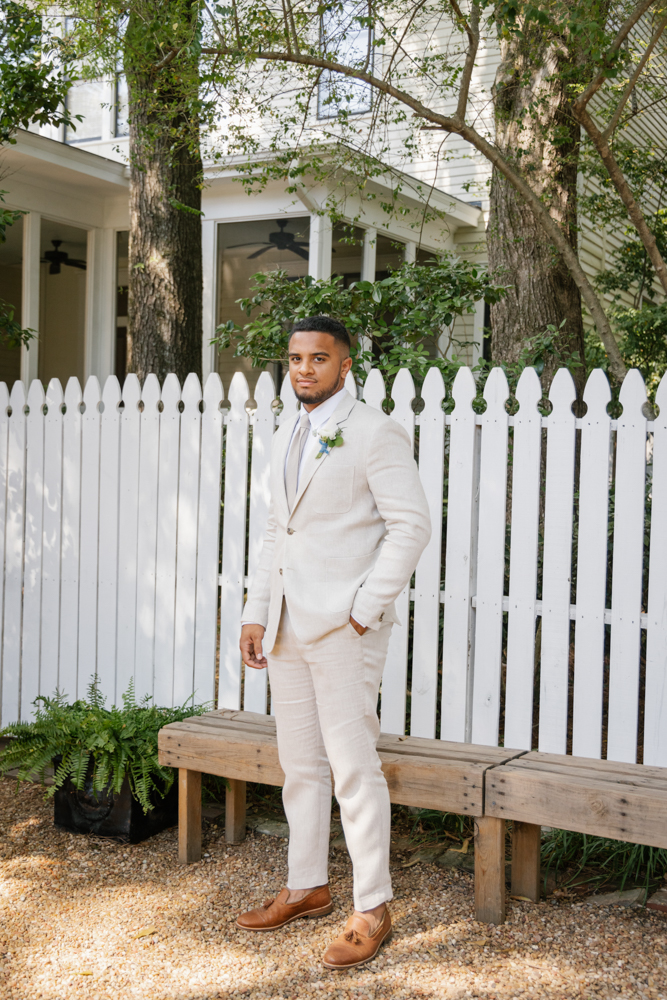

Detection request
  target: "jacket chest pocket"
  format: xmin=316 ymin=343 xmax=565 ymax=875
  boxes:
xmin=310 ymin=465 xmax=355 ymax=514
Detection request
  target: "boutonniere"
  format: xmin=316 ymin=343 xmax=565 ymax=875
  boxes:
xmin=316 ymin=420 xmax=344 ymax=459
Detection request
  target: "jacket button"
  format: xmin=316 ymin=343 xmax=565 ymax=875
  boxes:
xmin=379 ymin=612 xmax=384 ymax=621
xmin=287 ymin=528 xmax=294 ymax=535
xmin=279 ymin=568 xmax=283 ymax=575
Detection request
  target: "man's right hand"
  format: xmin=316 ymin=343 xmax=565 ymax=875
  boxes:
xmin=240 ymin=624 xmax=268 ymax=670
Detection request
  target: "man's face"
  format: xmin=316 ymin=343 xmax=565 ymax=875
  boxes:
xmin=288 ymin=330 xmax=352 ymax=408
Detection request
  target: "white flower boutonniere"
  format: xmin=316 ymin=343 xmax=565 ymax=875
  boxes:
xmin=316 ymin=419 xmax=344 ymax=459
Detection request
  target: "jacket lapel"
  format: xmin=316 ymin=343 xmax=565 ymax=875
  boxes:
xmin=289 ymin=391 xmax=357 ymax=516
xmin=276 ymin=412 xmax=300 ymax=516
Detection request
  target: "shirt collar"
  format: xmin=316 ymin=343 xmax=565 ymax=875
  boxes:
xmin=303 ymin=386 xmax=348 ymax=431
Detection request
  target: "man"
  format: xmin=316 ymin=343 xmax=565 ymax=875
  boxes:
xmin=238 ymin=315 xmax=430 ymax=970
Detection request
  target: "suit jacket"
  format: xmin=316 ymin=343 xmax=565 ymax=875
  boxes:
xmin=242 ymin=389 xmax=431 ymax=651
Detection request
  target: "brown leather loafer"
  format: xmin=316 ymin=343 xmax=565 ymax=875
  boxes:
xmin=322 ymin=908 xmax=392 ymax=969
xmin=236 ymin=886 xmax=333 ymax=931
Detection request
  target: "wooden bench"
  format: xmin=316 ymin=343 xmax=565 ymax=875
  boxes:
xmin=487 ymin=752 xmax=667 ymax=903
xmin=158 ymin=709 xmax=527 ymax=924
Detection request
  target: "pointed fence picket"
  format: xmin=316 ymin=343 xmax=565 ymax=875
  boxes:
xmin=218 ymin=372 xmax=250 ymax=711
xmin=115 ymin=375 xmax=142 ymax=702
xmin=58 ymin=378 xmax=82 ymax=704
xmin=134 ymin=375 xmax=161 ymax=701
xmin=40 ymin=380 xmax=64 ymax=703
xmin=572 ymin=370 xmax=612 ymax=759
xmin=380 ymin=368 xmax=416 ymax=735
xmin=2 ymin=382 xmax=26 ymax=726
xmin=153 ymin=375 xmax=182 ymax=708
xmin=0 ymin=382 xmax=8 ymax=723
xmin=78 ymin=377 xmax=102 ymax=700
xmin=193 ymin=373 xmax=224 ymax=706
xmin=538 ymin=369 xmax=577 ymax=754
xmin=645 ymin=372 xmax=667 ymax=766
xmin=440 ymin=367 xmax=478 ymax=743
xmin=607 ymin=371 xmax=648 ymax=763
xmin=503 ymin=368 xmax=542 ymax=750
xmin=0 ymin=364 xmax=663 ymax=781
xmin=471 ymin=368 xmax=510 ymax=747
xmin=173 ymin=374 xmax=203 ymax=707
xmin=244 ymin=371 xmax=275 ymax=714
xmin=21 ymin=380 xmax=45 ymax=720
xmin=410 ymin=367 xmax=446 ymax=739
xmin=97 ymin=376 xmax=121 ymax=706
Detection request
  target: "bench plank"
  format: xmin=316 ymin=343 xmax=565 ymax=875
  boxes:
xmin=486 ymin=767 xmax=667 ymax=848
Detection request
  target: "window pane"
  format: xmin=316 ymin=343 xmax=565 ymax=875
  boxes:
xmin=331 ymin=223 xmax=364 ymax=287
xmin=65 ymin=80 xmax=105 ymax=142
xmin=216 ymin=218 xmax=310 ymax=390
xmin=318 ymin=2 xmax=372 ymax=119
xmin=116 ymin=75 xmax=129 ymax=137
xmin=375 ymin=234 xmax=404 ymax=279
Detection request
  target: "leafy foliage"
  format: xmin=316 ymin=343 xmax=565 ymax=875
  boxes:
xmin=0 ymin=194 xmax=34 ymax=349
xmin=0 ymin=2 xmax=73 ymax=144
xmin=213 ymin=256 xmax=506 ymax=386
xmin=0 ymin=677 xmax=209 ymax=814
xmin=542 ymin=827 xmax=667 ymax=891
xmin=586 ymin=304 xmax=667 ymax=404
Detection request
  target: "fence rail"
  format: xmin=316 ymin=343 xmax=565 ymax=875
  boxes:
xmin=0 ymin=365 xmax=665 ymax=770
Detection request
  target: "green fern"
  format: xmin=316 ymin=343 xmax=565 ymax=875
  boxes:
xmin=0 ymin=676 xmax=209 ymax=814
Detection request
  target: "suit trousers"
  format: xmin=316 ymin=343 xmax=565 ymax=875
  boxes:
xmin=267 ymin=603 xmax=393 ymax=911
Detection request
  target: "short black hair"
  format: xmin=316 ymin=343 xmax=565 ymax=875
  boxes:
xmin=290 ymin=315 xmax=351 ymax=350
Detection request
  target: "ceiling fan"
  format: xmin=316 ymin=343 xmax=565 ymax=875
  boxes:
xmin=41 ymin=240 xmax=87 ymax=275
xmin=227 ymin=220 xmax=310 ymax=261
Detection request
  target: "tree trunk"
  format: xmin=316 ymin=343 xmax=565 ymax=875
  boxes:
xmin=124 ymin=2 xmax=203 ymax=385
xmin=488 ymin=26 xmax=586 ymax=396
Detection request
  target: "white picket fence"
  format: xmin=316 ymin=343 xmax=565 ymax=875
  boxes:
xmin=0 ymin=364 xmax=665 ymax=769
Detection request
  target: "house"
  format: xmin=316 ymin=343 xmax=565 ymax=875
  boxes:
xmin=0 ymin=25 xmax=629 ymax=394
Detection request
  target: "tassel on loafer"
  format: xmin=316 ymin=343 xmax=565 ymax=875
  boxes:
xmin=322 ymin=908 xmax=392 ymax=970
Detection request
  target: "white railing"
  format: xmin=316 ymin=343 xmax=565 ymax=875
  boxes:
xmin=0 ymin=365 xmax=665 ymax=769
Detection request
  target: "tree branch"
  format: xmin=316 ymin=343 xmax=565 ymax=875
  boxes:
xmin=575 ymin=102 xmax=667 ymax=297
xmin=574 ymin=0 xmax=658 ymax=112
xmin=602 ymin=12 xmax=667 ymax=139
xmin=154 ymin=46 xmax=180 ymax=71
xmin=200 ymin=38 xmax=626 ymax=378
xmin=449 ymin=0 xmax=479 ymax=124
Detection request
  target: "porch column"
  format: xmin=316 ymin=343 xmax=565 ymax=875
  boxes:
xmin=359 ymin=228 xmax=377 ymax=363
xmin=308 ymin=215 xmax=332 ymax=280
xmin=201 ymin=219 xmax=218 ymax=383
xmin=21 ymin=211 xmax=40 ymax=386
xmin=404 ymin=241 xmax=417 ymax=264
xmin=361 ymin=228 xmax=377 ymax=281
xmin=85 ymin=228 xmax=117 ymax=383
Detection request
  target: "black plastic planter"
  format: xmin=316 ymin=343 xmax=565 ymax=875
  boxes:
xmin=53 ymin=766 xmax=178 ymax=843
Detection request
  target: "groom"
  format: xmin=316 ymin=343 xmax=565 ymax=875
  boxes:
xmin=238 ymin=316 xmax=430 ymax=969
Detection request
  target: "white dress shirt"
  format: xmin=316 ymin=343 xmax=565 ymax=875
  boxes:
xmin=285 ymin=386 xmax=349 ymax=491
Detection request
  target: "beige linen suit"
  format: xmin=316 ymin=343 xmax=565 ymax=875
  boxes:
xmin=242 ymin=389 xmax=430 ymax=909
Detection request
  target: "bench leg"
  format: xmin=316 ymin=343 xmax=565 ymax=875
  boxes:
xmin=225 ymin=778 xmax=247 ymax=844
xmin=511 ymin=821 xmax=541 ymax=902
xmin=474 ymin=816 xmax=506 ymax=924
xmin=178 ymin=769 xmax=202 ymax=864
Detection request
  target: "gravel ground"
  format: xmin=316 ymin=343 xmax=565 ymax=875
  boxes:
xmin=0 ymin=777 xmax=665 ymax=1000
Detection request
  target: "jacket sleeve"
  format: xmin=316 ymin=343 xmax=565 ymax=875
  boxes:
xmin=351 ymin=419 xmax=431 ymax=630
xmin=240 ymin=497 xmax=277 ymax=629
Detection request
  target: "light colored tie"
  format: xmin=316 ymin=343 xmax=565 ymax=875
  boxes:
xmin=285 ymin=411 xmax=311 ymax=511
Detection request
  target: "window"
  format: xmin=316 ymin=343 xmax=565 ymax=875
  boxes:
xmin=331 ymin=223 xmax=364 ymax=286
xmin=65 ymin=80 xmax=105 ymax=143
xmin=318 ymin=1 xmax=373 ymax=119
xmin=115 ymin=75 xmax=129 ymax=137
xmin=216 ymin=218 xmax=310 ymax=390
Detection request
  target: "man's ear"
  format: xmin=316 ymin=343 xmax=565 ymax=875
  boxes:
xmin=342 ymin=354 xmax=353 ymax=377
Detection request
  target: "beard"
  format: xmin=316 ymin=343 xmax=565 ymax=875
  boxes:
xmin=294 ymin=368 xmax=344 ymax=405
